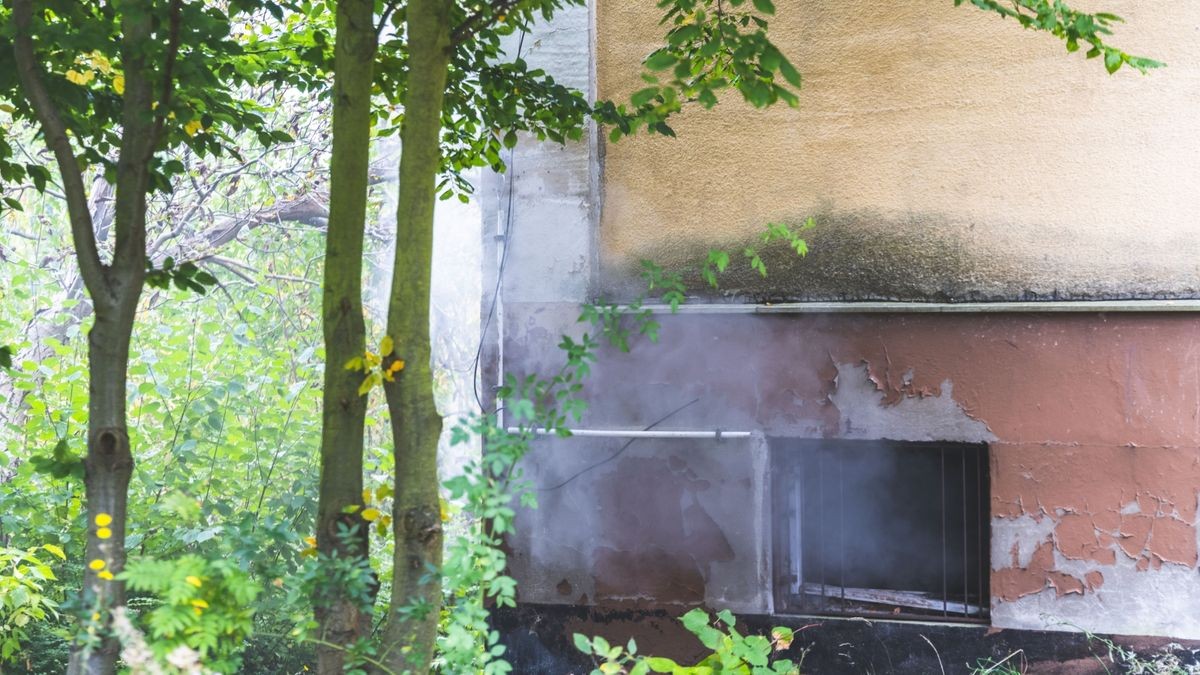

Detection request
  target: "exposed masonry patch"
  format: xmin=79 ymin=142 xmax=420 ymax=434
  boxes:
xmin=992 ymin=515 xmax=1057 ymax=570
xmin=992 ymin=550 xmax=1200 ymax=640
xmin=992 ymin=490 xmax=1200 ymax=637
xmin=830 ymin=362 xmax=996 ymax=443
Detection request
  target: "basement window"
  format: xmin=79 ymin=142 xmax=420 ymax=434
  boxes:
xmin=771 ymin=439 xmax=989 ymax=622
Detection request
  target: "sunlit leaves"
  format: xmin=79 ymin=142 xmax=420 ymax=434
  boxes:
xmin=576 ymin=609 xmax=800 ymax=674
xmin=0 ymin=0 xmax=325 ymax=199
xmin=0 ymin=546 xmax=64 ymax=664
xmin=956 ymin=0 xmax=1163 ymax=74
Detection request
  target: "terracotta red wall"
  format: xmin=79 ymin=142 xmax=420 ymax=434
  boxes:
xmin=507 ymin=306 xmax=1200 ymax=638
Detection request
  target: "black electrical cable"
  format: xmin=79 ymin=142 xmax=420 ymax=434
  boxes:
xmin=472 ymin=29 xmax=526 ymax=413
xmin=537 ymin=397 xmax=702 ymax=492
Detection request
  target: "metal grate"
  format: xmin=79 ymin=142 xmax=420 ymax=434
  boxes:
xmin=771 ymin=440 xmax=990 ymax=623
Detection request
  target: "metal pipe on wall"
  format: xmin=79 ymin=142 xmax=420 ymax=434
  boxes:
xmin=505 ymin=427 xmax=754 ymax=439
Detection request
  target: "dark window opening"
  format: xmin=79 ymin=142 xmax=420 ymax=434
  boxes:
xmin=771 ymin=439 xmax=990 ymax=623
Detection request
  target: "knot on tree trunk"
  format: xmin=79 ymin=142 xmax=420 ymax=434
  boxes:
xmin=400 ymin=506 xmax=442 ymax=546
xmin=89 ymin=427 xmax=133 ymax=470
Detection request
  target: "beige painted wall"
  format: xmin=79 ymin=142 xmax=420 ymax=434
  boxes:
xmin=596 ymin=1 xmax=1200 ymax=300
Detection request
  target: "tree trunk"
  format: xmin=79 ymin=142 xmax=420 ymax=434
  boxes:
xmin=67 ymin=300 xmax=138 ymax=675
xmin=315 ymin=0 xmax=376 ymax=671
xmin=12 ymin=0 xmax=157 ymax=670
xmin=377 ymin=0 xmax=451 ymax=671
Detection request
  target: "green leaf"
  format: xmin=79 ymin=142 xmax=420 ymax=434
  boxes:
xmin=645 ymin=657 xmax=680 ymax=673
xmin=1104 ymin=49 xmax=1122 ymax=74
xmin=753 ymin=0 xmax=776 ymax=14
xmin=574 ymin=633 xmax=593 ymax=655
xmin=644 ymin=51 xmax=678 ymax=71
xmin=42 ymin=544 xmax=66 ymax=560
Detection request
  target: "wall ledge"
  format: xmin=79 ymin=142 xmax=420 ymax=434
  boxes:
xmin=641 ymin=300 xmax=1200 ymax=314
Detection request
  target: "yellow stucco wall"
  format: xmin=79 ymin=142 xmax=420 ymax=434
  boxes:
xmin=596 ymin=1 xmax=1200 ymax=300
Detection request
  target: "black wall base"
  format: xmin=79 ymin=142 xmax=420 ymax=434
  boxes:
xmin=493 ymin=603 xmax=1200 ymax=674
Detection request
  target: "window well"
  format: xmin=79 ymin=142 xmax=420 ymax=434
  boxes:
xmin=771 ymin=439 xmax=990 ymax=622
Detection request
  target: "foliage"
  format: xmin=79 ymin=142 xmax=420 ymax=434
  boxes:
xmin=0 ymin=544 xmax=66 ymax=664
xmin=145 ymin=258 xmax=219 ymax=296
xmin=957 ymin=0 xmax=1163 ymax=74
xmin=575 ymin=609 xmax=801 ymax=675
xmin=118 ymin=555 xmax=260 ymax=673
xmin=0 ymin=0 xmax=306 ymax=200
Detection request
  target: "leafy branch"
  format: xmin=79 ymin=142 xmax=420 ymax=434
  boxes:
xmin=957 ymin=0 xmax=1163 ymax=73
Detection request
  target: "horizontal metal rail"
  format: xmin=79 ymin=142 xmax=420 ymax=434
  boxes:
xmin=640 ymin=300 xmax=1200 ymax=314
xmin=505 ymin=427 xmax=754 ymax=439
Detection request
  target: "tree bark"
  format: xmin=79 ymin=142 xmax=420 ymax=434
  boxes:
xmin=12 ymin=0 xmax=166 ymax=670
xmin=315 ymin=0 xmax=377 ymax=671
xmin=68 ymin=300 xmax=138 ymax=675
xmin=377 ymin=0 xmax=452 ymax=671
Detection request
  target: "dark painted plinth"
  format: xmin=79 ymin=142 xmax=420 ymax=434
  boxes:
xmin=493 ymin=603 xmax=1200 ymax=674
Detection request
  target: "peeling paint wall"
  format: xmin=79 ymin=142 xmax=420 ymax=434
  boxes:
xmin=595 ymin=0 xmax=1200 ymax=301
xmin=489 ymin=0 xmax=1200 ymax=647
xmin=503 ymin=307 xmax=1200 ymax=638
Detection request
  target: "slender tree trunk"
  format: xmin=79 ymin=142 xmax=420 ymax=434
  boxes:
xmin=13 ymin=0 xmax=160 ymax=671
xmin=315 ymin=0 xmax=377 ymax=671
xmin=68 ymin=300 xmax=138 ymax=675
xmin=377 ymin=0 xmax=451 ymax=671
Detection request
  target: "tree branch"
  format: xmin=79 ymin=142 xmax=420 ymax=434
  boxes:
xmin=150 ymin=0 xmax=184 ymax=149
xmin=10 ymin=0 xmax=108 ymax=303
xmin=450 ymin=0 xmax=522 ymax=46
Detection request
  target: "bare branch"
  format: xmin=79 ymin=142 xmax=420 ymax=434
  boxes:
xmin=10 ymin=0 xmax=108 ymax=303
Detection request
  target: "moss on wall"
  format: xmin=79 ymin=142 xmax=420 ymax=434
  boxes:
xmin=600 ymin=210 xmax=1200 ymax=303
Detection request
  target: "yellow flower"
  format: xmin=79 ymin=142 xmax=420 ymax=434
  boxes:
xmin=95 ymin=513 xmax=113 ymax=527
xmin=189 ymin=599 xmax=209 ymax=609
xmin=361 ymin=508 xmax=380 ymax=522
xmin=303 ymin=536 xmax=317 ymax=548
xmin=184 ymin=119 xmax=203 ymax=136
xmin=88 ymin=559 xmax=106 ymax=571
xmin=96 ymin=527 xmax=112 ymax=539
xmin=113 ymin=74 xmax=124 ymax=95
xmin=66 ymin=69 xmax=94 ymax=85
xmin=185 ymin=575 xmax=203 ymax=588
xmin=98 ymin=570 xmax=114 ymax=581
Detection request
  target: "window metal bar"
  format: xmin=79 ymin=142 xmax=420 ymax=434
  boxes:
xmin=977 ymin=449 xmax=985 ymax=612
xmin=941 ymin=447 xmax=948 ymax=617
xmin=962 ymin=448 xmax=969 ymax=614
xmin=819 ymin=449 xmax=826 ymax=603
xmin=791 ymin=464 xmax=803 ymax=598
xmin=839 ymin=450 xmax=846 ymax=603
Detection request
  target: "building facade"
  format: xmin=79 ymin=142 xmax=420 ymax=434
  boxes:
xmin=484 ymin=1 xmax=1200 ymax=670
